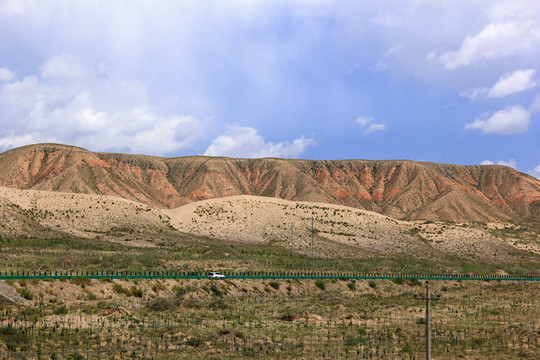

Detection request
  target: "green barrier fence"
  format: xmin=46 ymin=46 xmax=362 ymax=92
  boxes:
xmin=0 ymin=270 xmax=538 ymax=281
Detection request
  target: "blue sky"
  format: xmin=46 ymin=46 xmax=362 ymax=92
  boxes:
xmin=0 ymin=1 xmax=539 ymax=178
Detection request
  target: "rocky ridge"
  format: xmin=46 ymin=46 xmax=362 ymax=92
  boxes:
xmin=0 ymin=143 xmax=539 ymax=222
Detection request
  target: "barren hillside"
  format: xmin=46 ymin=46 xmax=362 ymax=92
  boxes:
xmin=1 ymin=187 xmax=538 ymax=263
xmin=0 ymin=143 xmax=539 ymax=222
xmin=164 ymin=195 xmax=539 ymax=262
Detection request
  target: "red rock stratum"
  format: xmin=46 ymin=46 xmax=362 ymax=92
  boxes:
xmin=0 ymin=143 xmax=539 ymax=222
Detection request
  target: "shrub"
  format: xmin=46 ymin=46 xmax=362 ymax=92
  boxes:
xmin=209 ymin=283 xmax=223 ymax=297
xmin=175 ymin=286 xmax=187 ymax=298
xmin=315 ymin=279 xmax=326 ymax=290
xmin=209 ymin=298 xmax=229 ymax=309
xmin=269 ymin=281 xmax=280 ymax=290
xmin=368 ymin=280 xmax=377 ymax=289
xmin=130 ymin=286 xmax=143 ymax=297
xmin=392 ymin=277 xmax=405 ymax=285
xmin=71 ymin=277 xmax=91 ymax=288
xmin=147 ymin=297 xmax=177 ymax=311
xmin=17 ymin=287 xmax=33 ymax=300
xmin=279 ymin=307 xmax=305 ymax=322
xmin=53 ymin=305 xmax=68 ymax=315
xmin=344 ymin=335 xmax=365 ymax=347
xmin=112 ymin=283 xmax=131 ymax=296
xmin=347 ymin=281 xmax=356 ymax=291
xmin=182 ymin=297 xmax=202 ymax=309
xmin=153 ymin=282 xmax=167 ymax=293
xmin=67 ymin=353 xmax=84 ymax=360
xmin=186 ymin=337 xmax=204 ymax=347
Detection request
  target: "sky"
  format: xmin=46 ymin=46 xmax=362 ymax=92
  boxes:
xmin=0 ymin=0 xmax=539 ymax=178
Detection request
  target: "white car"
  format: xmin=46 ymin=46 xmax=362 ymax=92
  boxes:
xmin=207 ymin=271 xmax=225 ymax=278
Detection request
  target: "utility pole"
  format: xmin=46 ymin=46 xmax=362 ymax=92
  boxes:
xmin=414 ymin=281 xmax=440 ymax=360
xmin=311 ymin=216 xmax=314 ymax=267
xmin=290 ymin=222 xmax=294 ymax=256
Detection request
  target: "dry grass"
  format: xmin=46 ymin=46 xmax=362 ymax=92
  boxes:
xmin=0 ymin=278 xmax=538 ymax=359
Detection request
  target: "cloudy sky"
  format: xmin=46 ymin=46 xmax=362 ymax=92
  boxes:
xmin=1 ymin=0 xmax=539 ymax=178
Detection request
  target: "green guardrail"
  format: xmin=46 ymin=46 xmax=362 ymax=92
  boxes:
xmin=0 ymin=270 xmax=539 ymax=282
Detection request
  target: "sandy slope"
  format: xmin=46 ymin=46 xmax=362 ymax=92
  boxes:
xmin=1 ymin=188 xmax=537 ymax=261
xmin=0 ymin=186 xmax=172 ymax=246
xmin=163 ymin=195 xmax=535 ymax=261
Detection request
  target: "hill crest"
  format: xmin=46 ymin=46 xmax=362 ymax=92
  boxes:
xmin=0 ymin=143 xmax=539 ymax=222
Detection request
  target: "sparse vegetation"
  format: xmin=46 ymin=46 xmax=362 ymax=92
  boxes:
xmin=0 ymin=278 xmax=536 ymax=359
xmin=0 ymin=173 xmax=538 ymax=358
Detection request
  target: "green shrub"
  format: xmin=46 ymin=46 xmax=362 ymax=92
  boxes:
xmin=130 ymin=286 xmax=143 ymax=297
xmin=182 ymin=297 xmax=202 ymax=309
xmin=279 ymin=307 xmax=305 ymax=322
xmin=175 ymin=286 xmax=187 ymax=298
xmin=269 ymin=281 xmax=280 ymax=290
xmin=186 ymin=337 xmax=204 ymax=347
xmin=209 ymin=283 xmax=223 ymax=297
xmin=368 ymin=280 xmax=377 ymax=289
xmin=71 ymin=277 xmax=91 ymax=288
xmin=17 ymin=287 xmax=33 ymax=300
xmin=53 ymin=305 xmax=68 ymax=315
xmin=67 ymin=353 xmax=84 ymax=360
xmin=392 ymin=277 xmax=405 ymax=285
xmin=315 ymin=279 xmax=326 ymax=290
xmin=112 ymin=283 xmax=131 ymax=296
xmin=347 ymin=281 xmax=356 ymax=291
xmin=153 ymin=282 xmax=166 ymax=293
xmin=209 ymin=298 xmax=229 ymax=309
xmin=147 ymin=297 xmax=177 ymax=311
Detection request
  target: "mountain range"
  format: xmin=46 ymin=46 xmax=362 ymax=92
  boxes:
xmin=0 ymin=143 xmax=539 ymax=222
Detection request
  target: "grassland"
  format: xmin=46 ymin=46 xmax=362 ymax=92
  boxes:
xmin=0 ymin=276 xmax=538 ymax=359
xmin=1 ymin=232 xmax=538 ymax=277
xmin=1 ymin=188 xmax=539 ymax=358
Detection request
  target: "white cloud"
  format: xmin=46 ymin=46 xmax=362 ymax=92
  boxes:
xmin=531 ymin=165 xmax=540 ymax=179
xmin=497 ymin=159 xmax=517 ymax=169
xmin=364 ymin=123 xmax=387 ymax=134
xmin=0 ymin=55 xmax=204 ymax=155
xmin=355 ymin=116 xmax=373 ymax=127
xmin=356 ymin=116 xmax=387 ymax=134
xmin=459 ymin=88 xmax=488 ymax=101
xmin=465 ymin=106 xmax=530 ymax=134
xmin=0 ymin=134 xmax=43 ymax=150
xmin=530 ymin=94 xmax=540 ymax=113
xmin=460 ymin=69 xmax=537 ymax=101
xmin=439 ymin=22 xmax=540 ymax=69
xmin=0 ymin=68 xmax=15 ymax=82
xmin=376 ymin=44 xmax=404 ymax=70
xmin=41 ymin=54 xmax=90 ymax=82
xmin=480 ymin=159 xmax=517 ymax=169
xmin=204 ymin=126 xmax=314 ymax=158
xmin=488 ymin=69 xmax=536 ymax=98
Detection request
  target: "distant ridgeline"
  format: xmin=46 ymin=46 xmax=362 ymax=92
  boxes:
xmin=0 ymin=143 xmax=539 ymax=222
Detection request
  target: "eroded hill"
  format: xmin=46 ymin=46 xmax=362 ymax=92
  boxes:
xmin=0 ymin=143 xmax=539 ymax=222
